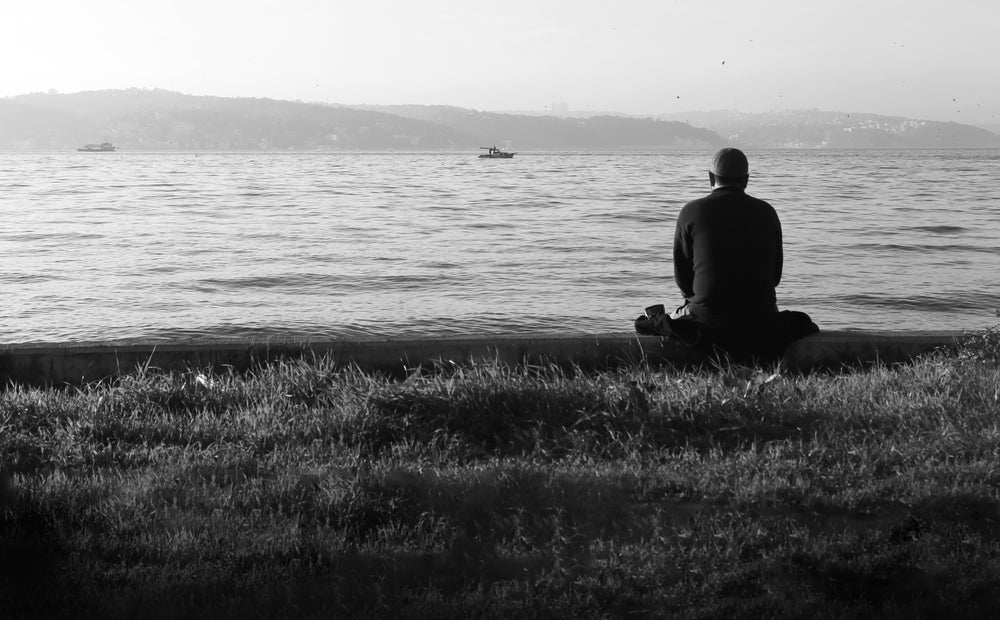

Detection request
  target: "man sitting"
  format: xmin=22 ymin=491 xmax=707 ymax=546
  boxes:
xmin=637 ymin=147 xmax=817 ymax=357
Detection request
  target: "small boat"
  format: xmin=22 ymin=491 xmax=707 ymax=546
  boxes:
xmin=78 ymin=142 xmax=117 ymax=152
xmin=478 ymin=145 xmax=515 ymax=158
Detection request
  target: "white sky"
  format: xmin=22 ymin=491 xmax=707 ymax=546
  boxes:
xmin=3 ymin=0 xmax=998 ymax=123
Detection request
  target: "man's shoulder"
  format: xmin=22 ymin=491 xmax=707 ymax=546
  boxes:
xmin=677 ymin=196 xmax=707 ymax=224
xmin=681 ymin=189 xmax=762 ymax=208
xmin=680 ymin=192 xmax=715 ymax=210
xmin=746 ymin=193 xmax=776 ymax=208
xmin=730 ymin=190 xmax=777 ymax=212
xmin=679 ymin=191 xmax=779 ymax=224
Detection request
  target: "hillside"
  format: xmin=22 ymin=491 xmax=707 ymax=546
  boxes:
xmin=0 ymin=99 xmax=94 ymax=147
xmin=1 ymin=90 xmax=723 ymax=151
xmin=3 ymin=90 xmax=477 ymax=150
xmin=356 ymin=104 xmax=724 ymax=150
xmin=657 ymin=109 xmax=1000 ymax=149
xmin=2 ymin=90 xmax=998 ymax=151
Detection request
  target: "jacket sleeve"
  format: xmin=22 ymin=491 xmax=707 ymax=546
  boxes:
xmin=773 ymin=214 xmax=783 ymax=287
xmin=673 ymin=216 xmax=695 ymax=299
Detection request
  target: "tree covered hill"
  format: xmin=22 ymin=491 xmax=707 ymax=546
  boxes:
xmin=657 ymin=109 xmax=1000 ymax=149
xmin=355 ymin=104 xmax=725 ymax=150
xmin=1 ymin=89 xmax=722 ymax=151
xmin=2 ymin=89 xmax=476 ymax=151
xmin=2 ymin=89 xmax=998 ymax=151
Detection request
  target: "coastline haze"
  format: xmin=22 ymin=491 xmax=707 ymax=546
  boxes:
xmin=2 ymin=0 xmax=998 ymax=125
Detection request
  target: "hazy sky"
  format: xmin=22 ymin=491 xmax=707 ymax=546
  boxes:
xmin=4 ymin=0 xmax=998 ymax=123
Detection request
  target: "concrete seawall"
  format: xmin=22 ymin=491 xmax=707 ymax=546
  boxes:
xmin=0 ymin=330 xmax=964 ymax=387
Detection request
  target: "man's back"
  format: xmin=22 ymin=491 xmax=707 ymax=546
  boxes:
xmin=673 ymin=185 xmax=783 ymax=320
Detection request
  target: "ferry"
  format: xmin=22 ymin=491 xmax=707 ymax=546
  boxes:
xmin=478 ymin=145 xmax=515 ymax=158
xmin=78 ymin=142 xmax=117 ymax=152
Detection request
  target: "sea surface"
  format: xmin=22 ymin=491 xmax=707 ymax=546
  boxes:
xmin=2 ymin=149 xmax=999 ymax=344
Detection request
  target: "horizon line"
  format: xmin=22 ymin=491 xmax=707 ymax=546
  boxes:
xmin=5 ymin=87 xmax=999 ymax=128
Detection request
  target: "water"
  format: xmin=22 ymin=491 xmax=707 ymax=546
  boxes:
xmin=2 ymin=150 xmax=998 ymax=344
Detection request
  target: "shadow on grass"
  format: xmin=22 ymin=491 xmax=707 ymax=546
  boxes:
xmin=8 ymin=461 xmax=1000 ymax=618
xmin=7 ymin=546 xmax=554 ymax=620
xmin=357 ymin=383 xmax=827 ymax=459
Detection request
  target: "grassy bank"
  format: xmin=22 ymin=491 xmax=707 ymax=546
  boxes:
xmin=2 ymin=330 xmax=1000 ymax=619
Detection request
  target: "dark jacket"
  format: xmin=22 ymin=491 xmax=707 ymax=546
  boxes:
xmin=673 ymin=186 xmax=782 ymax=321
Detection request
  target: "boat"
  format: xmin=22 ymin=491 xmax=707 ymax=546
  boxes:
xmin=478 ymin=145 xmax=515 ymax=158
xmin=78 ymin=142 xmax=117 ymax=152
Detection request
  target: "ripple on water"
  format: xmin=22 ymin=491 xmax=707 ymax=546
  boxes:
xmin=2 ymin=149 xmax=1000 ymax=341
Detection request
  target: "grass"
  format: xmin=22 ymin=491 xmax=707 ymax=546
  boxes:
xmin=2 ymin=329 xmax=1000 ymax=618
